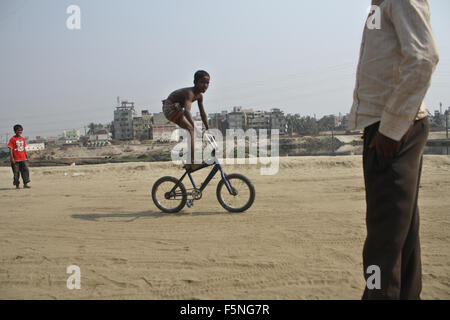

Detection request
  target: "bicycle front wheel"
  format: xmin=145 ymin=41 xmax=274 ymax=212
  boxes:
xmin=216 ymin=173 xmax=255 ymax=213
xmin=152 ymin=176 xmax=187 ymax=213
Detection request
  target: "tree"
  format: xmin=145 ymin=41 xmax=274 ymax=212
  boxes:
xmin=317 ymin=115 xmax=336 ymax=132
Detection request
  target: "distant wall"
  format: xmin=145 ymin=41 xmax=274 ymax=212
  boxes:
xmin=26 ymin=143 xmax=45 ymax=151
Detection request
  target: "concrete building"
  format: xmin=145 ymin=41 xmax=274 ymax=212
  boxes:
xmin=227 ymin=107 xmax=248 ymax=130
xmin=270 ymin=108 xmax=287 ymax=135
xmin=113 ymin=101 xmax=136 ymax=140
xmin=209 ymin=112 xmax=228 ymax=136
xmin=248 ymin=111 xmax=271 ymax=131
xmin=64 ymin=129 xmax=81 ymax=141
xmin=227 ymin=112 xmax=245 ymax=130
xmin=88 ymin=129 xmax=111 ymax=147
xmin=152 ymin=112 xmax=179 ymax=142
xmin=133 ymin=110 xmax=153 ymax=141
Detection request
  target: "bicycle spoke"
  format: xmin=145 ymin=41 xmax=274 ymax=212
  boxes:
xmin=221 ymin=178 xmax=251 ymax=209
xmin=156 ymin=181 xmax=181 ymax=209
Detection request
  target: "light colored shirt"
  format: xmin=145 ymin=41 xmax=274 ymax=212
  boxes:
xmin=348 ymin=0 xmax=439 ymax=141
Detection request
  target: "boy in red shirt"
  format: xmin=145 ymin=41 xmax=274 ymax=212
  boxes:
xmin=8 ymin=124 xmax=31 ymax=189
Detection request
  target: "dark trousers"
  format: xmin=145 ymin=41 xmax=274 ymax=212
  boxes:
xmin=362 ymin=117 xmax=429 ymax=300
xmin=11 ymin=160 xmax=30 ymax=186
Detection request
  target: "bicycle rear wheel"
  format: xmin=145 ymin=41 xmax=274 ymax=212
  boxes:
xmin=152 ymin=176 xmax=187 ymax=213
xmin=216 ymin=173 xmax=255 ymax=213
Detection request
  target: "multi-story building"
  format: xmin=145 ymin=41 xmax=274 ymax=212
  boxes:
xmin=248 ymin=110 xmax=270 ymax=131
xmin=152 ymin=112 xmax=179 ymax=142
xmin=208 ymin=112 xmax=228 ymax=136
xmin=270 ymin=108 xmax=287 ymax=135
xmin=227 ymin=107 xmax=250 ymax=130
xmin=133 ymin=110 xmax=153 ymax=141
xmin=113 ymin=101 xmax=136 ymax=140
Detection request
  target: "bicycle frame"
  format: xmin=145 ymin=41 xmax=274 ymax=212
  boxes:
xmin=169 ymin=157 xmax=233 ymax=196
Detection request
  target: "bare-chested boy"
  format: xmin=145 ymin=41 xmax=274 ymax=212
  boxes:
xmin=162 ymin=70 xmax=210 ymax=170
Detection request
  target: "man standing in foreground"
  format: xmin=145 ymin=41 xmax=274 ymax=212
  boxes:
xmin=348 ymin=0 xmax=439 ymax=299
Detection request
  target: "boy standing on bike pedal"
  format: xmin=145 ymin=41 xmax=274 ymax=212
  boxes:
xmin=162 ymin=70 xmax=210 ymax=170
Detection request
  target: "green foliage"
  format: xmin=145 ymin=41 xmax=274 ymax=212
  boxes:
xmin=286 ymin=115 xmax=319 ymax=136
xmin=119 ymin=152 xmax=171 ymax=163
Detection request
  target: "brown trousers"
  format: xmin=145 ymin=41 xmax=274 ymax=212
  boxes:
xmin=362 ymin=118 xmax=429 ymax=300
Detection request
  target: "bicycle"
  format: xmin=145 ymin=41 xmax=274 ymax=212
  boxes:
xmin=151 ymin=133 xmax=255 ymax=213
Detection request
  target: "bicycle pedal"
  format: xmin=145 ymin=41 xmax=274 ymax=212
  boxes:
xmin=187 ymin=200 xmax=194 ymax=208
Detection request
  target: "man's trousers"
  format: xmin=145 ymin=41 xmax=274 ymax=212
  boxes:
xmin=362 ymin=117 xmax=429 ymax=300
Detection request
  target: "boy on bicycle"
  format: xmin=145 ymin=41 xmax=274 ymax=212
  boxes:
xmin=162 ymin=70 xmax=210 ymax=170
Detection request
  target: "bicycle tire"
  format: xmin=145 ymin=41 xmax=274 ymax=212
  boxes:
xmin=216 ymin=173 xmax=255 ymax=213
xmin=152 ymin=176 xmax=187 ymax=213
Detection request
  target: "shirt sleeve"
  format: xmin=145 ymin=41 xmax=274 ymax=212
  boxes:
xmin=379 ymin=0 xmax=439 ymax=141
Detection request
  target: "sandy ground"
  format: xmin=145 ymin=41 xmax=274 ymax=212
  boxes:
xmin=0 ymin=155 xmax=449 ymax=300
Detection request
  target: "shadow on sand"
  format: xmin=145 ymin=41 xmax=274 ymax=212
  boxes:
xmin=71 ymin=210 xmax=243 ymax=222
xmin=0 ymin=187 xmax=25 ymax=191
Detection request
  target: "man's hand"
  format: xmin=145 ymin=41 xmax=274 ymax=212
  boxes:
xmin=369 ymin=132 xmax=402 ymax=159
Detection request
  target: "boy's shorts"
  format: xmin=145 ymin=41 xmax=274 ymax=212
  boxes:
xmin=162 ymin=100 xmax=185 ymax=125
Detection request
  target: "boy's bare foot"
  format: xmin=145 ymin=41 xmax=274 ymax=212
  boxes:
xmin=24 ymin=184 xmax=31 ymax=189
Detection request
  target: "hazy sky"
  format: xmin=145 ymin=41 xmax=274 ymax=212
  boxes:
xmin=1 ymin=0 xmax=449 ymax=139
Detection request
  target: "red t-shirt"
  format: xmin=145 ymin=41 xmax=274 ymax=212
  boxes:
xmin=8 ymin=136 xmax=27 ymax=161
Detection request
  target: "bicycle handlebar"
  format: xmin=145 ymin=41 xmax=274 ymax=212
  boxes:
xmin=204 ymin=132 xmax=218 ymax=150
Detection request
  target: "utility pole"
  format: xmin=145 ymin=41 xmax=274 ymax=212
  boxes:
xmin=331 ymin=126 xmax=334 ymax=155
xmin=446 ymin=108 xmax=448 ymax=140
xmin=445 ymin=107 xmax=448 ymax=156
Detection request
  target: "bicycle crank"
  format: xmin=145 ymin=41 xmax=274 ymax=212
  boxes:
xmin=192 ymin=189 xmax=202 ymax=200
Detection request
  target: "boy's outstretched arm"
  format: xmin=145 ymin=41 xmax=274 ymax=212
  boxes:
xmin=198 ymin=96 xmax=209 ymax=131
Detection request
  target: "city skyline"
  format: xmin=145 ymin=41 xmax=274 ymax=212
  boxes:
xmin=2 ymin=101 xmax=448 ymax=143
